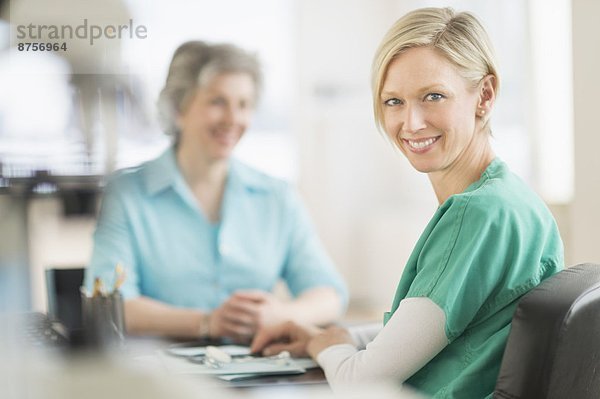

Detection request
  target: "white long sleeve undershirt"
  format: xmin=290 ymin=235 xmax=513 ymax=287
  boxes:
xmin=348 ymin=322 xmax=382 ymax=349
xmin=316 ymin=297 xmax=448 ymax=392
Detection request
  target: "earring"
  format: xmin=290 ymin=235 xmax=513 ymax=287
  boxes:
xmin=479 ymin=109 xmax=486 ymax=116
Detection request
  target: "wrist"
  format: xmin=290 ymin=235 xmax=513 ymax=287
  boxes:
xmin=198 ymin=312 xmax=212 ymax=338
xmin=307 ymin=327 xmax=354 ymax=358
xmin=286 ymin=300 xmax=306 ymax=324
xmin=307 ymin=335 xmax=326 ymax=359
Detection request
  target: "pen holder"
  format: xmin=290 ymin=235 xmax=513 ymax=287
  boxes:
xmin=81 ymin=290 xmax=125 ymax=349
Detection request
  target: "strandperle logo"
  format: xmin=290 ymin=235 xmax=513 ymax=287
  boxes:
xmin=15 ymin=18 xmax=148 ymax=46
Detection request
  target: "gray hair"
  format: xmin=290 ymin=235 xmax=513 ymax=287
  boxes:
xmin=157 ymin=41 xmax=262 ymax=140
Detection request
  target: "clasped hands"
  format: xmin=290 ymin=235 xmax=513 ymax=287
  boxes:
xmin=208 ymin=290 xmax=290 ymax=342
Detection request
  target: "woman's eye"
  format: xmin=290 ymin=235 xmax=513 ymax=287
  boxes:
xmin=425 ymin=93 xmax=445 ymax=101
xmin=211 ymin=97 xmax=227 ymax=106
xmin=384 ymin=98 xmax=402 ymax=106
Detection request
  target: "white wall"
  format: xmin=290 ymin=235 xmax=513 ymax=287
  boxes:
xmin=570 ymin=0 xmax=600 ymax=265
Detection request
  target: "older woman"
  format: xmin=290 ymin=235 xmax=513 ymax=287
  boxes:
xmin=251 ymin=8 xmax=563 ymax=398
xmin=85 ymin=41 xmax=347 ymax=341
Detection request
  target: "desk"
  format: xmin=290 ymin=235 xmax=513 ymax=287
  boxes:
xmin=3 ymin=340 xmax=427 ymax=399
xmin=224 ymin=367 xmax=327 ymax=390
xmin=6 ymin=325 xmax=427 ymax=399
xmin=122 ymin=338 xmax=428 ymax=398
xmin=122 ymin=336 xmax=328 ymax=392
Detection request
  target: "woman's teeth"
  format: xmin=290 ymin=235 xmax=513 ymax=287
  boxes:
xmin=407 ymin=137 xmax=439 ymax=149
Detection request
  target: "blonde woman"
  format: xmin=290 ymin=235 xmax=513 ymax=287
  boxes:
xmin=251 ymin=8 xmax=563 ymax=398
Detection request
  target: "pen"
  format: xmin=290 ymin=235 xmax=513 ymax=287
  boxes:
xmin=92 ymin=277 xmax=104 ymax=297
xmin=113 ymin=262 xmax=126 ymax=293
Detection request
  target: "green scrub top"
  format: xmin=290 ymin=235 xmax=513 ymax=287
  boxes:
xmin=384 ymin=158 xmax=564 ymax=398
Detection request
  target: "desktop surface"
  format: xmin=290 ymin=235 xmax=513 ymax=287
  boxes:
xmin=225 ymin=367 xmax=327 ymax=389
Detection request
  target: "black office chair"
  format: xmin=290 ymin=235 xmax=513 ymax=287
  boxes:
xmin=45 ymin=267 xmax=85 ymax=333
xmin=494 ymin=263 xmax=600 ymax=399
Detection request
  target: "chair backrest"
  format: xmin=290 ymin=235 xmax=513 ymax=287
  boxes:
xmin=45 ymin=267 xmax=85 ymax=332
xmin=494 ymin=263 xmax=600 ymax=399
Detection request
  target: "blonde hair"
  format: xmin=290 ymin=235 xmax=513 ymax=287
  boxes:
xmin=372 ymin=7 xmax=499 ymax=131
xmin=157 ymin=41 xmax=262 ymax=140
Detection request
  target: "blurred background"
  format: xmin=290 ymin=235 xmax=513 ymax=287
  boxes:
xmin=0 ymin=0 xmax=598 ymax=319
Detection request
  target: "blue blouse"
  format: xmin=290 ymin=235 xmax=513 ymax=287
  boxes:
xmin=85 ymin=148 xmax=347 ymax=310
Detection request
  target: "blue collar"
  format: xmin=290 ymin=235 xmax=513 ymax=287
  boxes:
xmin=142 ymin=147 xmax=271 ymax=197
xmin=143 ymin=148 xmax=179 ymax=195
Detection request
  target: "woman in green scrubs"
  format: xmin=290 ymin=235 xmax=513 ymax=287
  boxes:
xmin=250 ymin=7 xmax=564 ymax=398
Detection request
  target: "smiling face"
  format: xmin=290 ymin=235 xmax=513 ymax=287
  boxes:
xmin=381 ymin=46 xmax=491 ymax=175
xmin=177 ymin=72 xmax=256 ymax=162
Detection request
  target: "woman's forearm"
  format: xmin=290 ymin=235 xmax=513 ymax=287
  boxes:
xmin=123 ymin=287 xmax=343 ymax=338
xmin=124 ymin=296 xmax=206 ymax=338
xmin=315 ymin=297 xmax=447 ymax=391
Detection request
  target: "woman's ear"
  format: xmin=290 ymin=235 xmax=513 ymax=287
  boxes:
xmin=175 ymin=113 xmax=184 ymax=131
xmin=477 ymin=74 xmax=497 ymax=117
xmin=175 ymin=89 xmax=199 ymax=131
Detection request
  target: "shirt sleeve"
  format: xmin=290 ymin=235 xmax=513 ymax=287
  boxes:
xmin=405 ymin=195 xmax=555 ymax=341
xmin=348 ymin=323 xmax=382 ymax=349
xmin=316 ymin=297 xmax=447 ymax=392
xmin=280 ymin=185 xmax=348 ymax=305
xmin=85 ymin=176 xmax=141 ymax=299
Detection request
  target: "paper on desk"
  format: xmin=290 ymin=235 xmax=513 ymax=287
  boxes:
xmin=216 ymin=358 xmax=319 ymax=381
xmin=165 ymin=344 xmax=250 ymax=358
xmin=158 ymin=350 xmax=306 ymax=376
xmin=217 ymin=370 xmax=304 ymax=381
xmin=287 ymin=357 xmax=319 ymax=370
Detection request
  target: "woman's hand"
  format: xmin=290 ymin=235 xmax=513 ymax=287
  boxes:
xmin=250 ymin=321 xmax=323 ymax=357
xmin=231 ymin=290 xmax=290 ymax=327
xmin=209 ymin=290 xmax=290 ymax=342
xmin=209 ymin=295 xmax=258 ymax=343
xmin=307 ymin=326 xmax=355 ymax=358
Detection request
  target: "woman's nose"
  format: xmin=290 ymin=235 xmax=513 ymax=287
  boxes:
xmin=223 ymin=105 xmax=249 ymax=126
xmin=401 ymin=105 xmax=427 ymax=134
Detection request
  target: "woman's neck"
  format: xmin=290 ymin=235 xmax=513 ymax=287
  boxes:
xmin=429 ymin=137 xmax=495 ymax=206
xmin=175 ymin=142 xmax=228 ymax=190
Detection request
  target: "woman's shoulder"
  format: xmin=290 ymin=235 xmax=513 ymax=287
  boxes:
xmin=101 ymin=159 xmax=156 ymax=203
xmin=230 ymin=158 xmax=291 ymax=194
xmin=104 ymin=164 xmax=145 ymax=190
xmin=105 ymin=149 xmax=176 ymax=195
xmin=449 ymin=159 xmax=553 ymax=223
